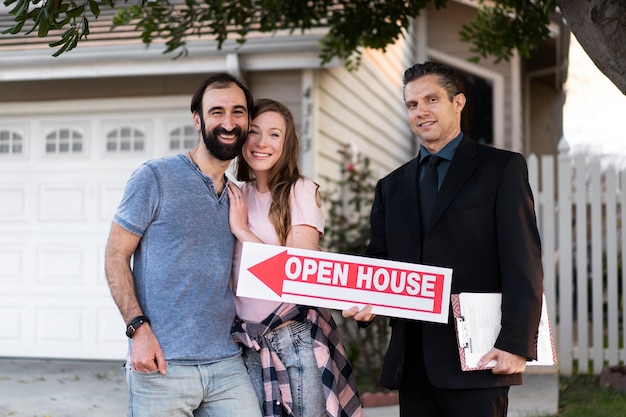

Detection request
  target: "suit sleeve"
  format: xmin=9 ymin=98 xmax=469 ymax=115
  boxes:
xmin=494 ymin=153 xmax=544 ymax=360
xmin=365 ymin=179 xmax=387 ymax=259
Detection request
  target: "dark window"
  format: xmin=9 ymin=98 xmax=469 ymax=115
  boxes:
xmin=455 ymin=68 xmax=493 ymax=145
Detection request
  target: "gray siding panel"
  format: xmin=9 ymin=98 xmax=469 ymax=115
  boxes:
xmin=247 ymin=70 xmax=303 ymax=129
xmin=316 ymin=37 xmax=415 ymax=184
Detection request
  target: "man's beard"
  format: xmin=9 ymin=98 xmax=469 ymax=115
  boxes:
xmin=200 ymin=118 xmax=246 ymax=161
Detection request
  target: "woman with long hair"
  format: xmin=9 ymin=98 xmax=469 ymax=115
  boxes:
xmin=228 ymin=98 xmax=362 ymax=417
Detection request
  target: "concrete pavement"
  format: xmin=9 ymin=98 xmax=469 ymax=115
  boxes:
xmin=0 ymin=358 xmax=558 ymax=417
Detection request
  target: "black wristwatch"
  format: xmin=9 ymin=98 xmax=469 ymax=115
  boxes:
xmin=126 ymin=315 xmax=150 ymax=338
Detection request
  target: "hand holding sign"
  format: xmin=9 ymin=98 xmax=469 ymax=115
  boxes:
xmin=236 ymin=242 xmax=454 ymax=323
xmin=342 ymin=304 xmax=375 ymax=322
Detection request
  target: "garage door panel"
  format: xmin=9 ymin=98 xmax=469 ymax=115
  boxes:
xmin=0 ymin=247 xmax=24 ymax=283
xmin=0 ymin=295 xmax=126 ymax=359
xmin=99 ymin=181 xmax=126 ymax=223
xmin=0 ymin=185 xmax=27 ymax=220
xmin=37 ymin=306 xmax=86 ymax=342
xmin=36 ymin=245 xmax=86 ymax=284
xmin=38 ymin=184 xmax=89 ymax=222
xmin=98 ymin=308 xmax=127 ymax=348
xmin=0 ymin=104 xmax=189 ymax=360
xmin=0 ymin=304 xmax=25 ymax=341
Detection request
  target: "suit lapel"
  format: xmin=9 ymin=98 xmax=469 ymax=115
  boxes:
xmin=400 ymin=156 xmax=422 ymax=242
xmin=430 ymin=137 xmax=478 ymax=228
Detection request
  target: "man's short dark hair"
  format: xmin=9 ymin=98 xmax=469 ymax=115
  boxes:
xmin=403 ymin=62 xmax=461 ymax=102
xmin=190 ymin=73 xmax=254 ymax=116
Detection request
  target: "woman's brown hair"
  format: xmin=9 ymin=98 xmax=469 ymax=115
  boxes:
xmin=235 ymin=98 xmax=303 ymax=245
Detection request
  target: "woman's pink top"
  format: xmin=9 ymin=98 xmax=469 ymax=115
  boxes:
xmin=232 ymin=177 xmax=325 ymax=323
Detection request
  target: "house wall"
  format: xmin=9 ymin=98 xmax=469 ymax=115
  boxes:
xmin=426 ymin=1 xmax=567 ymax=157
xmin=0 ymin=74 xmax=210 ymax=102
xmin=0 ymin=96 xmax=195 ymax=360
xmin=0 ymin=68 xmax=310 ymax=360
xmin=0 ymin=0 xmax=568 ymax=360
xmin=246 ymin=70 xmax=304 ymax=151
xmin=529 ymin=80 xmax=566 ymax=157
xmin=426 ymin=1 xmax=517 ymax=151
xmin=316 ymin=34 xmax=416 ymax=185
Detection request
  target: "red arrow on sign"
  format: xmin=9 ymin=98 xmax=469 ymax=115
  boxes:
xmin=247 ymin=248 xmax=445 ymax=313
xmin=247 ymin=249 xmax=290 ymax=295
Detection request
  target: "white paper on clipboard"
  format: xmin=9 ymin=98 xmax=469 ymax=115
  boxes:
xmin=451 ymin=292 xmax=557 ymax=371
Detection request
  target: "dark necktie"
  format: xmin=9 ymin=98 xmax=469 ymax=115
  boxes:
xmin=419 ymin=155 xmax=442 ymax=231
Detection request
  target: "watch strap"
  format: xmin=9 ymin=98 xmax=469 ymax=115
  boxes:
xmin=126 ymin=315 xmax=150 ymax=338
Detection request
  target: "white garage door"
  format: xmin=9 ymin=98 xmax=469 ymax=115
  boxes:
xmin=0 ymin=97 xmax=197 ymax=360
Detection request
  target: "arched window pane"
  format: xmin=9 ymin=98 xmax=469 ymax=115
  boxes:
xmin=45 ymin=129 xmax=83 ymax=154
xmin=0 ymin=130 xmax=23 ymax=155
xmin=169 ymin=125 xmax=197 ymax=151
xmin=106 ymin=127 xmax=146 ymax=153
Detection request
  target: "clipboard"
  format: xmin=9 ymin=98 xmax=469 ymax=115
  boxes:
xmin=451 ymin=292 xmax=557 ymax=371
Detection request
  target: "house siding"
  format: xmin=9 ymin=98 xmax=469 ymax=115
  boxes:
xmin=316 ymin=35 xmax=416 ymax=184
xmin=0 ymin=1 xmax=568 ymax=360
xmin=426 ymin=1 xmax=516 ymax=151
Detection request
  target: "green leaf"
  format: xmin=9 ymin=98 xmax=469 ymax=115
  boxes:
xmin=8 ymin=0 xmax=29 ymax=17
xmin=81 ymin=17 xmax=90 ymax=37
xmin=48 ymin=27 xmax=75 ymax=47
xmin=37 ymin=12 xmax=49 ymax=37
xmin=2 ymin=0 xmax=558 ymax=67
xmin=66 ymin=4 xmax=85 ymax=19
xmin=88 ymin=0 xmax=101 ymax=16
xmin=2 ymin=20 xmax=25 ymax=35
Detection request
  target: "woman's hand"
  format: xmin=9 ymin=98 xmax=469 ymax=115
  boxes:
xmin=227 ymin=183 xmax=249 ymax=239
xmin=227 ymin=183 xmax=265 ymax=244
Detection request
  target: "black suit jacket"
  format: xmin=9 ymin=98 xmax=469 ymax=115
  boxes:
xmin=367 ymin=136 xmax=543 ymax=390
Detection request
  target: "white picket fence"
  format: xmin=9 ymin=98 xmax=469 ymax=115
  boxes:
xmin=529 ymin=139 xmax=626 ymax=376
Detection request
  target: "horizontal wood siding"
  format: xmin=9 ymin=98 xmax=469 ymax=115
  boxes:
xmin=316 ymin=36 xmax=415 ymax=184
xmin=426 ymin=1 xmax=514 ymax=150
xmin=247 ymin=70 xmax=303 ymax=131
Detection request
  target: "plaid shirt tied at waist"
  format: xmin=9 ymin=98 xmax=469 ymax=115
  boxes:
xmin=232 ymin=304 xmax=363 ymax=417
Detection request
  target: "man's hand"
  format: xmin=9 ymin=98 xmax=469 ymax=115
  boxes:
xmin=342 ymin=305 xmax=375 ymax=322
xmin=478 ymin=348 xmax=527 ymax=375
xmin=129 ymin=324 xmax=167 ymax=375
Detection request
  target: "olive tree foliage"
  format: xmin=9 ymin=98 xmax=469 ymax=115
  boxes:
xmin=2 ymin=0 xmax=557 ymax=69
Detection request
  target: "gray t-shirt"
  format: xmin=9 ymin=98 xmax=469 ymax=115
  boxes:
xmin=114 ymin=154 xmax=240 ymax=364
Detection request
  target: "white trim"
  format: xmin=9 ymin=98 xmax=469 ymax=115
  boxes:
xmin=415 ymin=14 xmax=428 ymax=64
xmin=510 ymin=51 xmax=523 ymax=153
xmin=427 ymin=49 xmax=505 ymax=149
xmin=0 ymin=96 xmax=191 ymax=116
xmin=300 ymin=69 xmax=316 ymax=179
xmin=0 ymin=34 xmax=341 ymax=82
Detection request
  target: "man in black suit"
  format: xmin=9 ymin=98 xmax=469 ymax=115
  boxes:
xmin=345 ymin=62 xmax=543 ymax=416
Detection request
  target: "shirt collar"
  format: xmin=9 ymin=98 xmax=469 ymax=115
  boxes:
xmin=419 ymin=132 xmax=464 ymax=164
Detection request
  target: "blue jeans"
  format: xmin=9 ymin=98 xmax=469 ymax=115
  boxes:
xmin=125 ymin=355 xmax=262 ymax=417
xmin=243 ymin=320 xmax=327 ymax=417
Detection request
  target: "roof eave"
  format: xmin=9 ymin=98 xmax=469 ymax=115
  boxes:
xmin=0 ymin=32 xmax=342 ymax=82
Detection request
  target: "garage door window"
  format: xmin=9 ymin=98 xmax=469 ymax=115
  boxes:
xmin=106 ymin=127 xmax=146 ymax=153
xmin=169 ymin=126 xmax=196 ymax=151
xmin=0 ymin=130 xmax=23 ymax=155
xmin=45 ymin=129 xmax=83 ymax=154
